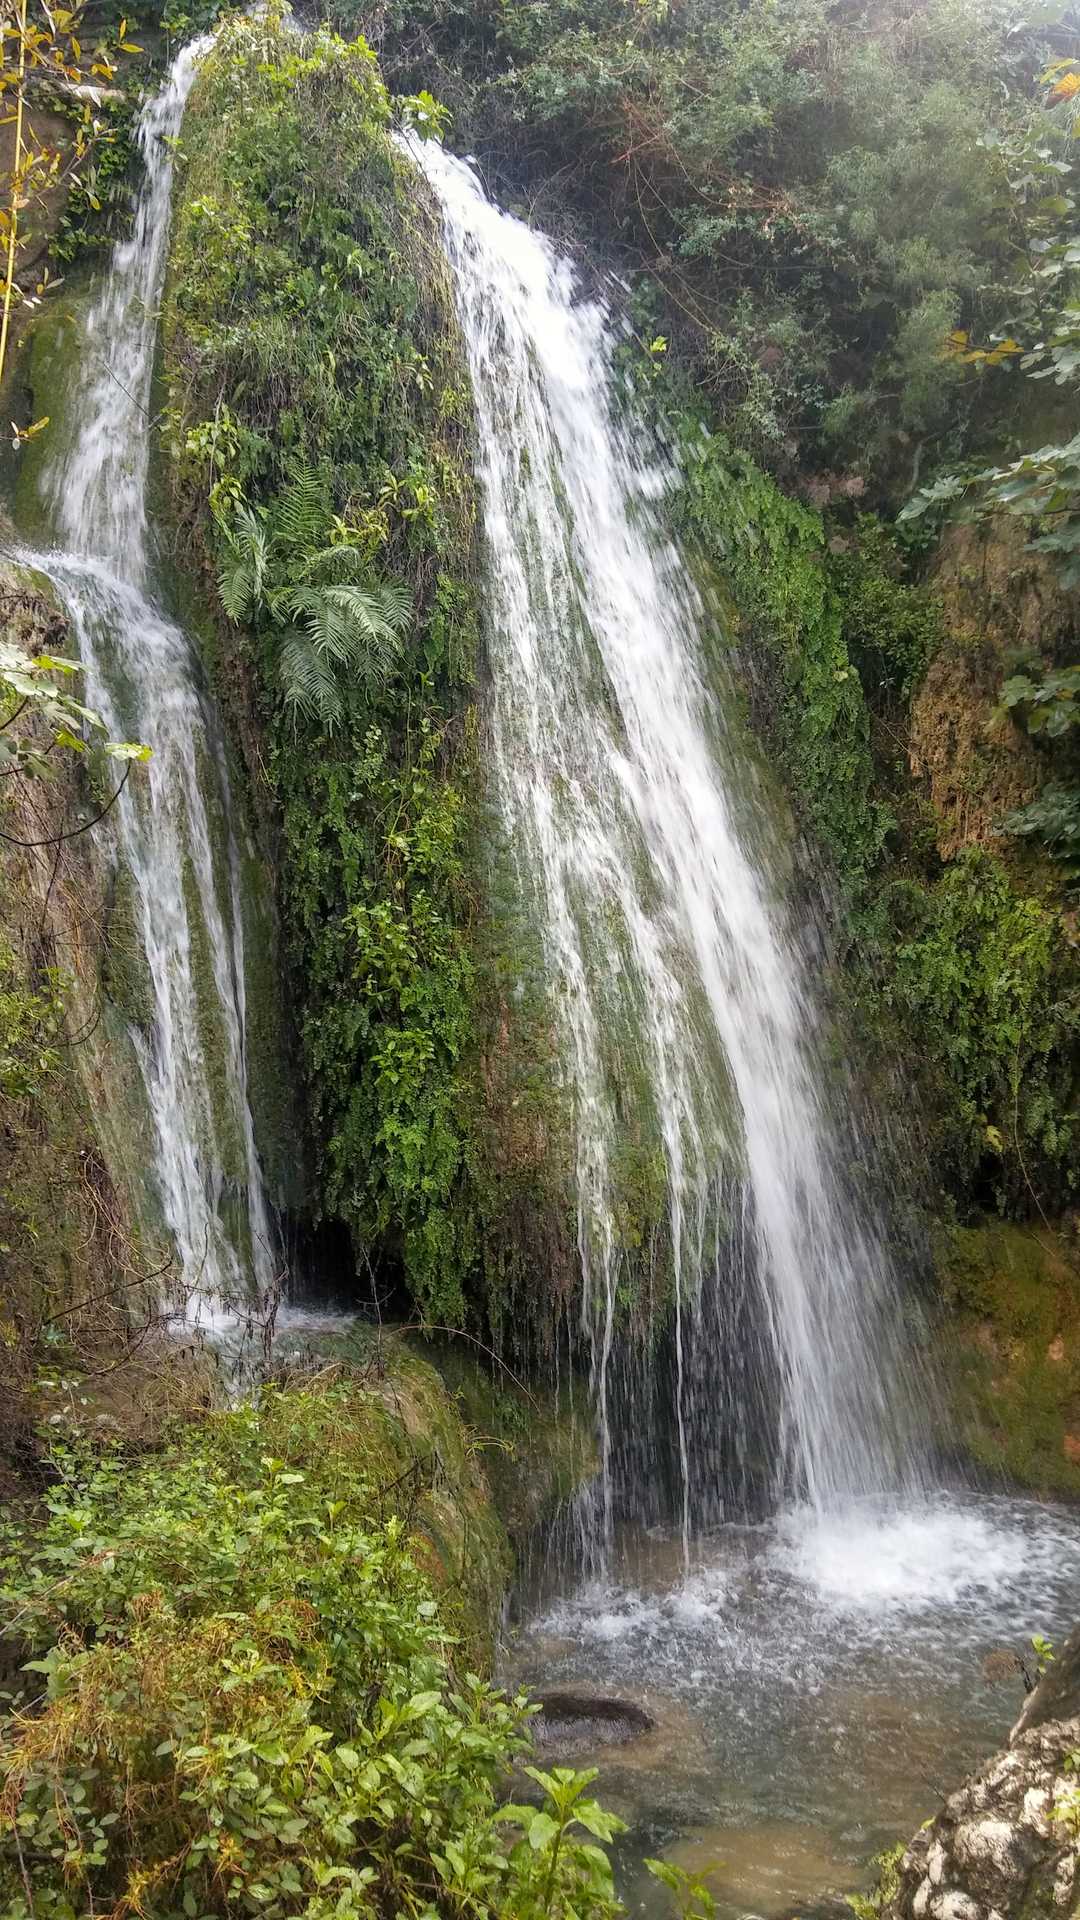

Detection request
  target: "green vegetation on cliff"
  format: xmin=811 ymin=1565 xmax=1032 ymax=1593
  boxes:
xmin=941 ymin=1220 xmax=1080 ymax=1494
xmin=163 ymin=16 xmax=487 ymax=1323
xmin=670 ymin=416 xmax=1079 ymax=1220
xmin=368 ymin=0 xmax=1043 ymax=497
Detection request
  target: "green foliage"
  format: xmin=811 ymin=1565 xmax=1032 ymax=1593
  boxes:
xmin=845 ymin=1843 xmax=905 ymax=1920
xmin=216 ymin=467 xmax=412 ymax=732
xmin=497 ymin=1766 xmax=624 ymax=1917
xmin=0 ymin=634 xmax=148 ymax=778
xmin=50 ymin=91 xmax=138 ymax=266
xmin=1001 ymin=662 xmax=1080 ymax=738
xmin=829 ymin=519 xmax=943 ymax=702
xmin=886 ymin=851 xmax=1078 ymax=1207
xmin=374 ymin=0 xmax=1024 ymax=489
xmin=0 ymin=938 xmax=61 ymax=1106
xmin=1004 ymin=784 xmax=1080 ymax=881
xmin=677 ymin=426 xmax=893 ymax=895
xmin=0 ymin=1385 xmax=624 ymax=1920
xmin=1033 ymin=1631 xmax=1057 ymax=1672
xmin=282 ymin=719 xmax=479 ymax=1320
xmin=900 ymin=52 xmax=1080 ymax=573
xmin=672 ymin=416 xmax=1079 ymax=1215
xmin=647 ymin=1856 xmax=718 ymax=1918
xmin=164 ymin=17 xmax=484 ymax=1322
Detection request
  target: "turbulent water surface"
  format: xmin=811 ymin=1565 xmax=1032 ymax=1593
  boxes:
xmin=506 ymin=1493 xmax=1080 ymax=1915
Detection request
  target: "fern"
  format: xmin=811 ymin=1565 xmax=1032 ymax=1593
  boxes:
xmin=274 ymin=462 xmax=332 ymax=554
xmin=216 ymin=504 xmax=268 ymax=621
xmin=214 ymin=482 xmax=412 ymax=733
xmin=278 ymin=632 xmax=346 ymax=732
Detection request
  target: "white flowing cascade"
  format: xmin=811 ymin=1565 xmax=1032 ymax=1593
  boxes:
xmin=24 ymin=43 xmax=276 ymax=1320
xmin=414 ymin=140 xmax=921 ymax=1540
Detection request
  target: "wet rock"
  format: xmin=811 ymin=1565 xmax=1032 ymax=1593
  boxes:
xmin=881 ymin=1630 xmax=1080 ymax=1920
xmin=532 ymin=1689 xmax=656 ymax=1754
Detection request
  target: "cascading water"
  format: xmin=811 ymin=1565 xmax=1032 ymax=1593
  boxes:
xmin=16 ymin=42 xmax=277 ymax=1323
xmin=414 ymin=146 xmax=1080 ymax=1913
xmin=413 ymin=141 xmax=923 ymax=1545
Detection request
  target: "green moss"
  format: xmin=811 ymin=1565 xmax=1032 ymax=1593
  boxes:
xmin=178 ymin=853 xmax=246 ymax=1186
xmin=235 ymin=828 xmax=306 ymax=1213
xmin=10 ymin=293 xmax=85 ymax=542
xmin=410 ymin=1335 xmax=599 ymax=1543
xmin=678 ymin=431 xmax=894 ymax=898
xmin=939 ymin=1221 xmax=1080 ymax=1495
xmin=102 ymin=863 xmax=154 ymax=1031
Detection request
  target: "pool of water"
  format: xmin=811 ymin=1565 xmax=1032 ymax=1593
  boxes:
xmin=501 ymin=1492 xmax=1080 ymax=1916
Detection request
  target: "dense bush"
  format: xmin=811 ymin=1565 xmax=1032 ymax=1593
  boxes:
xmin=0 ymin=1383 xmax=629 ymax=1920
xmin=885 ymin=853 xmax=1079 ymax=1211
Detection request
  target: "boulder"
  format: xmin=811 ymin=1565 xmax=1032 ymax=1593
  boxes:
xmin=882 ymin=1629 xmax=1080 ymax=1920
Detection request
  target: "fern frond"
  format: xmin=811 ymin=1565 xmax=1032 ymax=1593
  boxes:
xmin=322 ymin=583 xmax=409 ymax=683
xmin=277 ymin=630 xmax=344 ymax=733
xmin=216 ymin=504 xmax=268 ymax=622
xmin=283 ymin=585 xmax=353 ymax=666
xmin=272 ymin=462 xmax=332 ymax=555
xmin=281 ymin=581 xmax=409 ymax=689
xmin=297 ymin=541 xmax=367 ymax=585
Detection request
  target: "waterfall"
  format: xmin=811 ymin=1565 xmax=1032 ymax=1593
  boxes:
xmin=413 ymin=140 xmax=924 ymax=1544
xmin=17 ymin=42 xmax=277 ymax=1323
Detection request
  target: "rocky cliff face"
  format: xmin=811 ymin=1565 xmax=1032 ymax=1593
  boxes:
xmin=882 ymin=1632 xmax=1080 ymax=1920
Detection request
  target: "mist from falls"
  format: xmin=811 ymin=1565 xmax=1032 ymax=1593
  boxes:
xmin=412 ymin=139 xmax=927 ymax=1545
xmin=19 ymin=42 xmax=277 ymax=1322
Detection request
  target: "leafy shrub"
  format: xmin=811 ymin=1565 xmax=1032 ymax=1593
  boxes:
xmin=886 ymin=852 xmax=1079 ymax=1208
xmin=0 ymin=1384 xmax=624 ymax=1920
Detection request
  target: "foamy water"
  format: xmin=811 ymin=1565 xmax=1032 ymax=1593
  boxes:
xmin=508 ymin=1492 xmax=1080 ymax=1915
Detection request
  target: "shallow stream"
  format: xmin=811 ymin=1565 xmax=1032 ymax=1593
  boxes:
xmin=503 ymin=1492 xmax=1080 ymax=1916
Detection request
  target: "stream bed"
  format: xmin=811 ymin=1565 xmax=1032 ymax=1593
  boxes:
xmin=503 ymin=1492 xmax=1080 ymax=1917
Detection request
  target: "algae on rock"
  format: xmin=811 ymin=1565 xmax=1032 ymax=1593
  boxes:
xmin=938 ymin=1221 xmax=1080 ymax=1497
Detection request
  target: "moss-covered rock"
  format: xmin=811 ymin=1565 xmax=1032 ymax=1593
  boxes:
xmin=938 ymin=1220 xmax=1080 ymax=1495
xmin=912 ymin=519 xmax=1074 ymax=868
xmin=411 ymin=1336 xmax=598 ymax=1543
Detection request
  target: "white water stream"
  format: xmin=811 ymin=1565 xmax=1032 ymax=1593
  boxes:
xmin=414 ymin=140 xmax=921 ymax=1542
xmin=18 ymin=43 xmax=277 ymax=1322
xmin=411 ymin=143 xmax=1080 ymax=1915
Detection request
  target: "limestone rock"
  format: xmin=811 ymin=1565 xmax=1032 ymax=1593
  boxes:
xmin=882 ymin=1629 xmax=1080 ymax=1920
